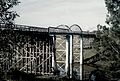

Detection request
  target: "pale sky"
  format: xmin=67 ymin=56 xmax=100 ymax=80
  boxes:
xmin=14 ymin=0 xmax=107 ymax=31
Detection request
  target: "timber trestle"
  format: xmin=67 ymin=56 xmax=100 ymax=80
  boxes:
xmin=0 ymin=24 xmax=96 ymax=80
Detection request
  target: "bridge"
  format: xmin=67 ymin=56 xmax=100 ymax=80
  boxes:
xmin=0 ymin=24 xmax=96 ymax=80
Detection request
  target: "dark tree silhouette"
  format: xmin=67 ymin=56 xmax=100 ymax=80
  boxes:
xmin=0 ymin=0 xmax=20 ymax=80
xmin=93 ymin=0 xmax=120 ymax=79
xmin=0 ymin=0 xmax=20 ymax=25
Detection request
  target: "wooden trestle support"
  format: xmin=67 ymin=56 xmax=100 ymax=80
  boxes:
xmin=0 ymin=32 xmax=53 ymax=75
xmin=0 ymin=24 xmax=95 ymax=80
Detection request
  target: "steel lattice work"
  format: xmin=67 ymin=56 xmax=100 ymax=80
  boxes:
xmin=56 ymin=35 xmax=66 ymax=75
xmin=73 ymin=35 xmax=81 ymax=79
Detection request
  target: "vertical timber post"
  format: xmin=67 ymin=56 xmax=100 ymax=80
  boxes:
xmin=65 ymin=35 xmax=73 ymax=78
xmin=52 ymin=35 xmax=57 ymax=73
xmin=69 ymin=35 xmax=73 ymax=78
xmin=80 ymin=35 xmax=83 ymax=80
xmin=65 ymin=35 xmax=70 ymax=77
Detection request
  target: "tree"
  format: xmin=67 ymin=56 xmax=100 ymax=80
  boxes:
xmin=0 ymin=0 xmax=20 ymax=59
xmin=93 ymin=0 xmax=120 ymax=79
xmin=0 ymin=0 xmax=20 ymax=25
xmin=105 ymin=0 xmax=120 ymax=41
xmin=0 ymin=0 xmax=20 ymax=79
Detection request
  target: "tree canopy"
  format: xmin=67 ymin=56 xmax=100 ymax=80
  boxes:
xmin=0 ymin=0 xmax=20 ymax=79
xmin=0 ymin=0 xmax=20 ymax=25
xmin=93 ymin=0 xmax=120 ymax=79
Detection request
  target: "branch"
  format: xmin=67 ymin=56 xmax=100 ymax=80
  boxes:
xmin=108 ymin=41 xmax=120 ymax=55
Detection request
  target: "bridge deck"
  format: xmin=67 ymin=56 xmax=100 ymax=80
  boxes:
xmin=0 ymin=23 xmax=96 ymax=37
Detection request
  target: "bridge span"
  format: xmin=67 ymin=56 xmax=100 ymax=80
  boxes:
xmin=0 ymin=24 xmax=96 ymax=80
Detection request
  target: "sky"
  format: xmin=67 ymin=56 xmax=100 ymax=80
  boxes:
xmin=14 ymin=0 xmax=108 ymax=31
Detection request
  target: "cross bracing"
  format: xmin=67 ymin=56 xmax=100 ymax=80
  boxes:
xmin=0 ymin=23 xmax=96 ymax=80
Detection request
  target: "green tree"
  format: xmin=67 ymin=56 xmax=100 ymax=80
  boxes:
xmin=93 ymin=0 xmax=120 ymax=79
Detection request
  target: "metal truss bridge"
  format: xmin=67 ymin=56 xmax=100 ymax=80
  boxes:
xmin=0 ymin=24 xmax=96 ymax=80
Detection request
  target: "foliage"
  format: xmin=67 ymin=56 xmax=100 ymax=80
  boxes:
xmin=89 ymin=69 xmax=110 ymax=81
xmin=0 ymin=0 xmax=20 ymax=80
xmin=0 ymin=0 xmax=20 ymax=25
xmin=93 ymin=0 xmax=120 ymax=79
xmin=0 ymin=0 xmax=20 ymax=51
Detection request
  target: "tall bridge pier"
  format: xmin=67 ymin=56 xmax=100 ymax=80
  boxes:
xmin=48 ymin=24 xmax=84 ymax=80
